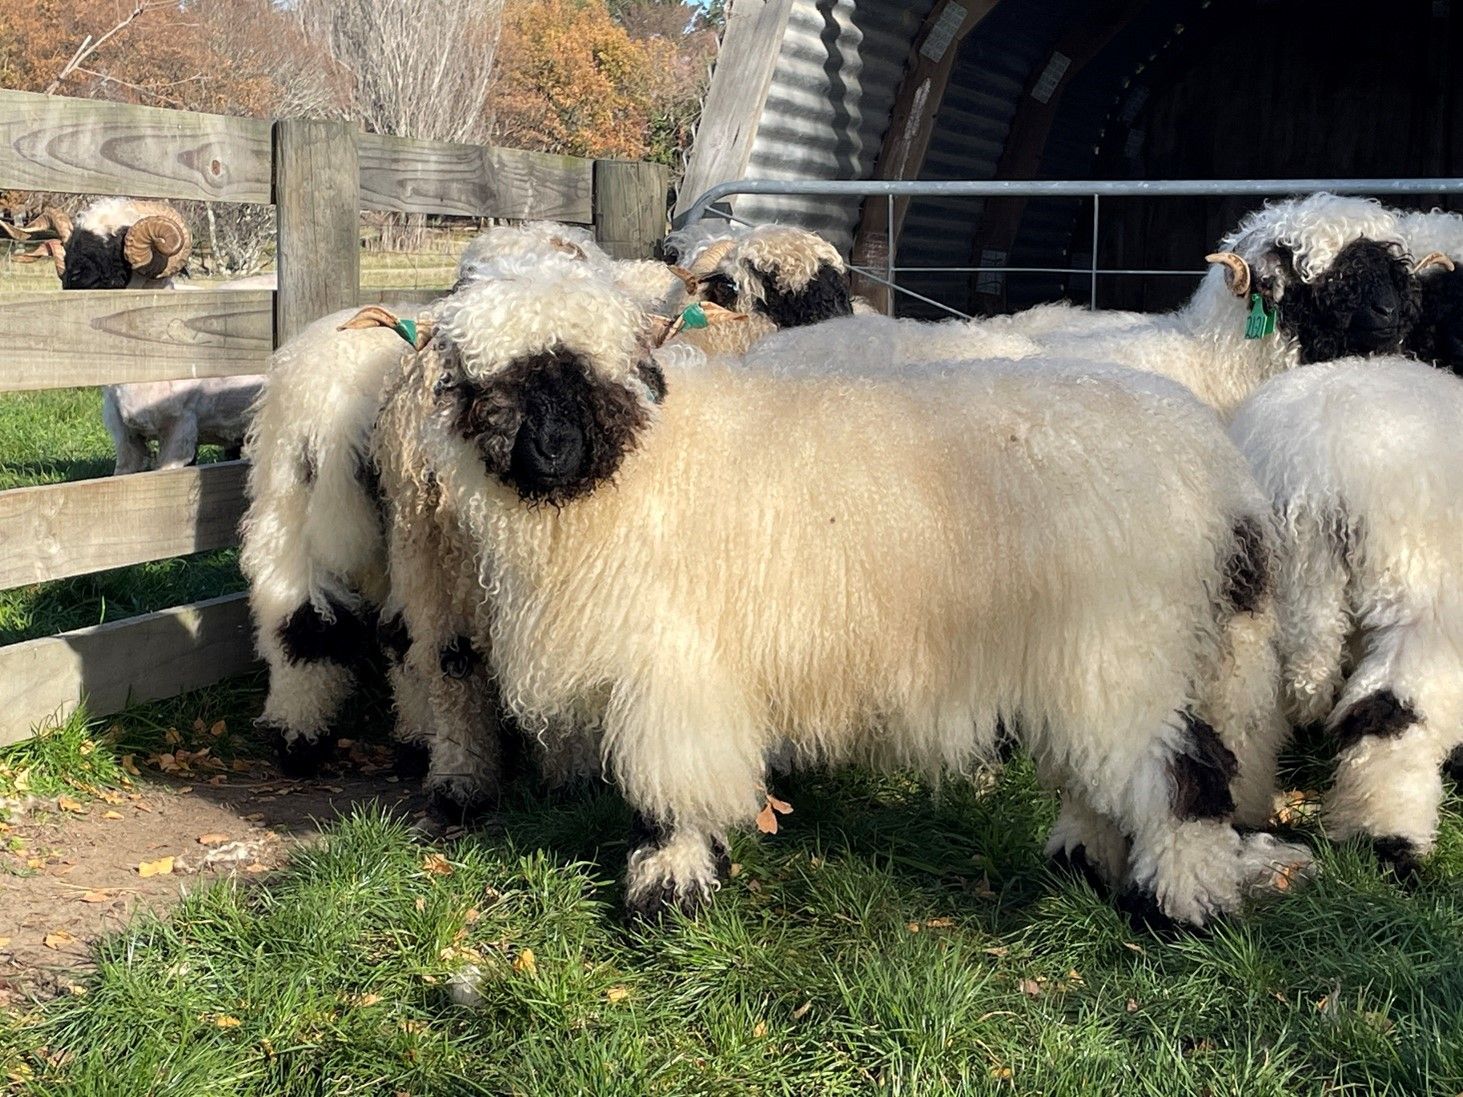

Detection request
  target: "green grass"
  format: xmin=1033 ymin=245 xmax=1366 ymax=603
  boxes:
xmin=2 ymin=762 xmax=1461 ymax=1096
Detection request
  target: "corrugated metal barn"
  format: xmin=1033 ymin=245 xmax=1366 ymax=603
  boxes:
xmin=678 ymin=0 xmax=1463 ymax=317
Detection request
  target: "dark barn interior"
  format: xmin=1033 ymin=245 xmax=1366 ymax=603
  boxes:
xmin=893 ymin=0 xmax=1463 ymax=317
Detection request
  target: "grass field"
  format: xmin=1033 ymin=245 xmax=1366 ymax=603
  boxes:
xmin=1 ymin=255 xmax=1461 ymax=1096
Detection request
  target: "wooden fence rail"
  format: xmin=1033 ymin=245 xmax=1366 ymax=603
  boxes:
xmin=0 ymin=88 xmax=668 ymax=745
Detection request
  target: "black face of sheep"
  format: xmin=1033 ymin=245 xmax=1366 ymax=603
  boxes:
xmin=1264 ymin=240 xmax=1420 ymax=363
xmin=59 ymin=229 xmax=135 ymax=290
xmin=1408 ymin=267 xmax=1463 ymax=375
xmin=748 ymin=259 xmax=853 ymax=329
xmin=441 ymin=349 xmax=654 ymax=505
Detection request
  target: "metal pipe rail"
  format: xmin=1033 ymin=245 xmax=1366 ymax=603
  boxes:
xmin=677 ymin=178 xmax=1463 ymax=316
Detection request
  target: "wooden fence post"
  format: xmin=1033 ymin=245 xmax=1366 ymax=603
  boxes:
xmin=593 ymin=159 xmax=669 ymax=259
xmin=272 ymin=119 xmax=360 ymax=345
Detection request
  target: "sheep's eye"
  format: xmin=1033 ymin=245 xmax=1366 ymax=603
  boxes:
xmin=702 ymin=273 xmax=738 ymax=309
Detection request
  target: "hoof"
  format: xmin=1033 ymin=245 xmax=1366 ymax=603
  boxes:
xmin=624 ymin=878 xmax=711 ymax=924
xmin=1371 ymin=835 xmax=1422 ymax=886
xmin=270 ymin=727 xmax=335 ymax=778
xmin=1114 ymin=886 xmax=1186 ymax=938
xmin=392 ymin=739 xmax=431 ymax=780
xmin=425 ymin=783 xmax=495 ymax=827
xmin=1048 ymin=844 xmax=1110 ymax=895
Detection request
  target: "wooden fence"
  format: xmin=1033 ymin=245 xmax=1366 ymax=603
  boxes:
xmin=0 ymin=88 xmax=668 ymax=746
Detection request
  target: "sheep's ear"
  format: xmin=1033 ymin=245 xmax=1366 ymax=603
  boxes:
xmin=1413 ymin=251 xmax=1455 ymax=275
xmin=1205 ymin=252 xmax=1252 ymax=298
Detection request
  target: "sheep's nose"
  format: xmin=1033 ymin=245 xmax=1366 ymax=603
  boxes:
xmin=1364 ymin=296 xmax=1399 ymax=324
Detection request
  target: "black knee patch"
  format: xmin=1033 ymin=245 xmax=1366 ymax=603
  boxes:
xmin=377 ymin=613 xmax=410 ymax=667
xmin=1333 ymin=689 xmax=1418 ymax=752
xmin=277 ymin=597 xmax=371 ymax=666
xmin=628 ymin=810 xmax=670 ymax=854
xmin=299 ymin=442 xmax=317 ymax=485
xmin=1224 ymin=517 xmax=1271 ymax=615
xmin=1371 ymin=835 xmax=1422 ymax=885
xmin=439 ymin=635 xmax=480 ymax=679
xmin=1168 ymin=714 xmax=1238 ymax=821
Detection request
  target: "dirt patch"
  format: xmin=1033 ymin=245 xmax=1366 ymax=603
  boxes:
xmin=0 ymin=754 xmax=425 ymax=1008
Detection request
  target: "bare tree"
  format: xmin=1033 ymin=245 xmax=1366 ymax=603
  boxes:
xmin=294 ymin=0 xmax=504 ymax=144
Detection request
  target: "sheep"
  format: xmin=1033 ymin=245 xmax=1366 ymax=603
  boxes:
xmin=239 ymin=303 xmax=425 ymax=775
xmin=402 ymin=261 xmax=1310 ymax=927
xmin=1396 ymin=208 xmax=1463 ymax=373
xmin=240 ymin=223 xmax=614 ymax=777
xmin=2 ymin=200 xmax=266 ymax=473
xmin=734 ymin=195 xmax=1422 ymax=419
xmin=672 ymin=224 xmax=856 ymax=335
xmin=1229 ymin=357 xmax=1463 ymax=880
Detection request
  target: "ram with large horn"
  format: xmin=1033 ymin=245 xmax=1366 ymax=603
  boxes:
xmin=6 ymin=198 xmax=268 ymax=473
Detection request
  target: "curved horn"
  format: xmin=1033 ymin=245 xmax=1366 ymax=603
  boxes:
xmin=123 ymin=210 xmax=191 ymax=279
xmin=548 ymin=235 xmax=588 ymax=261
xmin=1205 ymin=251 xmax=1251 ymax=298
xmin=687 ymin=238 xmax=737 ymax=277
xmin=339 ymin=306 xmax=433 ymax=350
xmin=1412 ymin=250 xmax=1455 ymax=275
xmin=667 ymin=264 xmax=699 ymax=294
xmin=13 ymin=240 xmax=67 ymax=278
xmin=1 ymin=206 xmax=73 ymax=243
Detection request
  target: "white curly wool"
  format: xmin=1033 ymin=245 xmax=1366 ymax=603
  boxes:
xmin=404 ymin=266 xmax=1308 ymax=927
xmin=1229 ymin=357 xmax=1463 ymax=867
xmin=240 ymin=305 xmax=416 ymax=754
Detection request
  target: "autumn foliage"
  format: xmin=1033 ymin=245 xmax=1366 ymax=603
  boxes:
xmin=491 ymin=0 xmax=715 ymax=164
xmin=0 ymin=0 xmax=715 ymax=165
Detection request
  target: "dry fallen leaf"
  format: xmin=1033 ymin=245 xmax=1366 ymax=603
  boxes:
xmin=102 ymin=811 xmax=124 ymax=821
xmin=414 ymin=897 xmax=427 ymax=913
xmin=164 ymin=728 xmax=182 ymax=745
xmin=982 ymin=946 xmax=1010 ymax=958
xmin=605 ymin=986 xmax=631 ymax=1004
xmin=728 ymin=863 xmax=743 ymax=878
xmin=512 ymin=949 xmax=537 ymax=976
xmin=990 ymin=1066 xmax=1013 ymax=1080
xmin=43 ymin=930 xmax=76 ymax=950
xmin=137 ymin=856 xmax=175 ymax=878
xmin=926 ymin=917 xmax=956 ymax=929
xmin=752 ymin=1021 xmax=768 ymax=1038
xmin=211 ymin=1015 xmax=242 ymax=1029
xmin=56 ymin=796 xmax=85 ymax=814
xmin=352 ymin=994 xmax=383 ymax=1008
xmin=209 ymin=720 xmax=227 ymax=738
xmin=0 ymin=937 xmax=11 ymax=949
xmin=906 ymin=922 xmax=921 ymax=934
xmin=1126 ymin=998 xmax=1140 ymax=1013
xmin=121 ymin=755 xmax=140 ymax=777
xmin=791 ymin=1000 xmax=813 ymax=1021
xmin=422 ymin=854 xmax=454 ymax=877
xmin=79 ymin=890 xmax=111 ymax=904
xmin=754 ymin=793 xmax=794 ymax=835
xmin=1018 ymin=979 xmax=1042 ymax=998
xmin=197 ymin=834 xmax=230 ymax=846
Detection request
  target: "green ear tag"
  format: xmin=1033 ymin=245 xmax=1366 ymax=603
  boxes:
xmin=680 ymin=302 xmax=709 ymax=330
xmin=1244 ymin=293 xmax=1276 ymax=339
xmin=393 ymin=318 xmax=419 ymax=346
